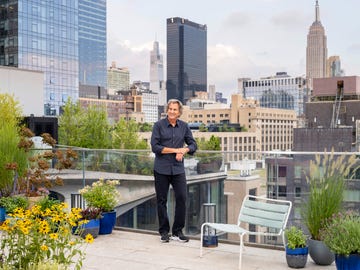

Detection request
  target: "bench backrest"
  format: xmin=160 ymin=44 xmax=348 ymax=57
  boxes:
xmin=238 ymin=195 xmax=292 ymax=232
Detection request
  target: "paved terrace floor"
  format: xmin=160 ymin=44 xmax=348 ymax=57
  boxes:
xmin=83 ymin=229 xmax=336 ymax=270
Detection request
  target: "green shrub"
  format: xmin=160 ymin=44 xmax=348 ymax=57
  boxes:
xmin=320 ymin=211 xmax=360 ymax=256
xmin=0 ymin=196 xmax=29 ymax=214
xmin=285 ymin=226 xmax=307 ymax=249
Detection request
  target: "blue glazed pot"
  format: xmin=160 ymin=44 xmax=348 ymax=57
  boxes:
xmin=335 ymin=254 xmax=360 ymax=270
xmin=286 ymin=246 xmax=309 ymax=255
xmin=0 ymin=207 xmax=5 ymax=222
xmin=286 ymin=246 xmax=309 ymax=268
xmin=99 ymin=211 xmax=116 ymax=235
xmin=80 ymin=219 xmax=100 ymax=238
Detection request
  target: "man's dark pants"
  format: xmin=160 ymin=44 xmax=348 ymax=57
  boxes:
xmin=154 ymin=171 xmax=187 ymax=235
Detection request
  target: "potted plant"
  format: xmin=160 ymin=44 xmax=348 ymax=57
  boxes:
xmin=79 ymin=178 xmax=120 ymax=234
xmin=78 ymin=207 xmax=102 ymax=238
xmin=301 ymin=152 xmax=358 ymax=265
xmin=320 ymin=211 xmax=360 ymax=270
xmin=0 ymin=196 xmax=29 ymax=219
xmin=285 ymin=226 xmax=309 ymax=268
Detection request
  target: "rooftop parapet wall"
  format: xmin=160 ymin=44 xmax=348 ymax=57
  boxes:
xmin=313 ymin=76 xmax=360 ymax=97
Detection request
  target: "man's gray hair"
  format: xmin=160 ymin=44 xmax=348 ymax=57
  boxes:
xmin=166 ymin=99 xmax=183 ymax=116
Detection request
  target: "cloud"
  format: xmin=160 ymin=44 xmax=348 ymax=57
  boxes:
xmin=347 ymin=43 xmax=360 ymax=53
xmin=222 ymin=12 xmax=252 ymax=28
xmin=270 ymin=9 xmax=309 ymax=29
xmin=107 ymin=37 xmax=152 ymax=82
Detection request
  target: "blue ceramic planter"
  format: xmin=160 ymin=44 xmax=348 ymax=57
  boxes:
xmin=335 ymin=254 xmax=360 ymax=270
xmin=99 ymin=211 xmax=116 ymax=235
xmin=286 ymin=246 xmax=309 ymax=255
xmin=80 ymin=219 xmax=100 ymax=238
xmin=0 ymin=207 xmax=5 ymax=222
xmin=286 ymin=246 xmax=309 ymax=268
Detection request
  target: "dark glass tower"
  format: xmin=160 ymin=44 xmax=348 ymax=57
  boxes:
xmin=78 ymin=0 xmax=107 ymax=88
xmin=0 ymin=0 xmax=79 ymax=115
xmin=166 ymin=17 xmax=207 ymax=104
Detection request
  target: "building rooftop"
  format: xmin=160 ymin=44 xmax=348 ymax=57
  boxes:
xmin=83 ymin=229 xmax=336 ymax=270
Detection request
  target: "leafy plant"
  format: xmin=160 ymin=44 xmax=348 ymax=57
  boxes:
xmin=0 ymin=203 xmax=93 ymax=269
xmin=79 ymin=179 xmax=120 ymax=212
xmin=285 ymin=226 xmax=307 ymax=249
xmin=0 ymin=94 xmax=27 ymax=196
xmin=320 ymin=211 xmax=360 ymax=256
xmin=35 ymin=196 xmax=61 ymax=212
xmin=14 ymin=128 xmax=78 ymax=197
xmin=0 ymin=196 xmax=28 ymax=214
xmin=301 ymin=152 xmax=358 ymax=240
xmin=80 ymin=207 xmax=102 ymax=220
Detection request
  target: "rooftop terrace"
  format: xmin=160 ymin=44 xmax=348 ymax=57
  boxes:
xmin=83 ymin=229 xmax=336 ymax=270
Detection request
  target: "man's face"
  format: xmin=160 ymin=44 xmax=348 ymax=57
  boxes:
xmin=167 ymin=102 xmax=180 ymax=120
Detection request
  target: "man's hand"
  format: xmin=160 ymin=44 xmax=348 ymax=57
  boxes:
xmin=175 ymin=153 xmax=184 ymax=161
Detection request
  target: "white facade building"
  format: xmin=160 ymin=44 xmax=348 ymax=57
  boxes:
xmin=107 ymin=62 xmax=130 ymax=95
xmin=0 ymin=66 xmax=44 ymax=116
xmin=141 ymin=90 xmax=159 ymax=123
xmin=208 ymin=84 xmax=216 ymax=101
xmin=149 ymin=41 xmax=164 ymax=93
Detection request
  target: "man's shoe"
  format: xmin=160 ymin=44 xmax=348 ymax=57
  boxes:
xmin=171 ymin=231 xmax=189 ymax=242
xmin=160 ymin=233 xmax=169 ymax=243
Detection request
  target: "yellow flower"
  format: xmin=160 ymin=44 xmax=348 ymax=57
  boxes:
xmin=40 ymin=245 xmax=48 ymax=251
xmin=84 ymin=233 xmax=94 ymax=243
xmin=51 ymin=215 xmax=62 ymax=223
xmin=49 ymin=233 xmax=58 ymax=240
xmin=38 ymin=220 xmax=50 ymax=234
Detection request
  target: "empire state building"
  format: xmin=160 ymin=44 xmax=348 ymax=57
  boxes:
xmin=306 ymin=0 xmax=327 ymax=83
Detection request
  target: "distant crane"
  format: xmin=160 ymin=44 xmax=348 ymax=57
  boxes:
xmin=330 ymin=80 xmax=344 ymax=128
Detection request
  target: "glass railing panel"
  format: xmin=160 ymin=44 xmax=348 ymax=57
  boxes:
xmin=24 ymin=147 xmax=360 ymax=249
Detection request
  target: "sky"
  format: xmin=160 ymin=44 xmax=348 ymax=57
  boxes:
xmin=107 ymin=0 xmax=360 ymax=100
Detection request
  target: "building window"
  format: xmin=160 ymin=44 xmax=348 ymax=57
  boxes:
xmin=279 ymin=166 xmax=287 ymax=177
xmin=32 ymin=40 xmax=38 ymax=49
xmin=8 ymin=55 xmax=14 ymax=65
xmin=32 ymin=23 xmax=38 ymax=32
xmin=295 ymin=187 xmax=301 ymax=197
xmin=278 ymin=186 xmax=287 ymax=197
xmin=50 ymin=93 xmax=55 ymax=100
xmin=294 ymin=166 xmax=302 ymax=178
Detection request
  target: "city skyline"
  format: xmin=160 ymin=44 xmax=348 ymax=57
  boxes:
xmin=107 ymin=0 xmax=360 ymax=100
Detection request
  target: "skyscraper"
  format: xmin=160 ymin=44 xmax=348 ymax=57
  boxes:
xmin=166 ymin=17 xmax=207 ymax=104
xmin=306 ymin=0 xmax=327 ymax=82
xmin=327 ymin=56 xmax=343 ymax=77
xmin=78 ymin=0 xmax=107 ymax=88
xmin=0 ymin=1 xmax=79 ymax=115
xmin=149 ymin=40 xmax=164 ymax=93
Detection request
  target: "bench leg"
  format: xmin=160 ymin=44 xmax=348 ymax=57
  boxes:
xmin=239 ymin=233 xmax=245 ymax=270
xmin=200 ymin=223 xmax=206 ymax=257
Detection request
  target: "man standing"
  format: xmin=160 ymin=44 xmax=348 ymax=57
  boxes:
xmin=151 ymin=99 xmax=197 ymax=243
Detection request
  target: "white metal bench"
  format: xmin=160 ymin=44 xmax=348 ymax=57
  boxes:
xmin=200 ymin=195 xmax=292 ymax=269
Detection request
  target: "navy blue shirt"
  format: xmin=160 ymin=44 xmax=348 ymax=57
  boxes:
xmin=151 ymin=117 xmax=197 ymax=175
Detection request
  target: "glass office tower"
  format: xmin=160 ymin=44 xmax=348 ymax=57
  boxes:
xmin=0 ymin=0 xmax=79 ymax=115
xmin=78 ymin=0 xmax=107 ymax=88
xmin=166 ymin=17 xmax=207 ymax=104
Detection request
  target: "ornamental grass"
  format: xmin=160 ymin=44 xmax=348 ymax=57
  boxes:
xmin=0 ymin=202 xmax=93 ymax=269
